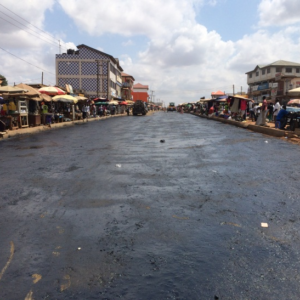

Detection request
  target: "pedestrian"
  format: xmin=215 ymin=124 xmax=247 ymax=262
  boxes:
xmin=276 ymin=105 xmax=289 ymax=129
xmin=256 ymin=97 xmax=269 ymax=126
xmin=273 ymin=100 xmax=281 ymax=121
xmin=99 ymin=105 xmax=103 ymax=117
xmin=267 ymin=102 xmax=274 ymax=122
xmin=86 ymin=104 xmax=90 ymax=121
xmin=126 ymin=107 xmax=130 ymax=116
xmin=82 ymin=104 xmax=87 ymax=121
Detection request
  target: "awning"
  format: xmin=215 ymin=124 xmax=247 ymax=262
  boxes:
xmin=52 ymin=95 xmax=78 ymax=103
xmin=108 ymin=100 xmax=119 ymax=105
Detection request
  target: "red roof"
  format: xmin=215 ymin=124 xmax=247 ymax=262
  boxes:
xmin=121 ymin=73 xmax=135 ymax=81
xmin=211 ymin=90 xmax=225 ymax=96
xmin=133 ymin=83 xmax=149 ymax=89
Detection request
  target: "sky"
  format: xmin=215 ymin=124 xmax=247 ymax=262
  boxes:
xmin=1 ymin=0 xmax=300 ymax=104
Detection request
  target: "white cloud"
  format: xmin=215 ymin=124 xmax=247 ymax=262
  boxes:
xmin=122 ymin=40 xmax=134 ymax=47
xmin=0 ymin=0 xmax=76 ymax=86
xmin=58 ymin=0 xmax=201 ymax=38
xmin=258 ymin=0 xmax=300 ymax=27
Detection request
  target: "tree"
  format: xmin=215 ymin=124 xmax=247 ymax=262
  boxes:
xmin=0 ymin=74 xmax=8 ymax=86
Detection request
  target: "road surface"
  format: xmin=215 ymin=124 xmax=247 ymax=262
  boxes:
xmin=0 ymin=112 xmax=300 ymax=299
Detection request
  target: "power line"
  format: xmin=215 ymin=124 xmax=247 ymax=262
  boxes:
xmin=0 ymin=3 xmax=69 ymax=52
xmin=0 ymin=11 xmax=59 ymax=46
xmin=0 ymin=46 xmax=55 ymax=76
xmin=0 ymin=3 xmax=59 ymax=42
xmin=0 ymin=15 xmax=60 ymax=48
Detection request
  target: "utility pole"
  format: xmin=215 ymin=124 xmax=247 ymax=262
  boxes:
xmin=241 ymin=86 xmax=242 ymax=94
xmin=41 ymin=72 xmax=43 ymax=85
xmin=150 ymin=90 xmax=154 ymax=103
xmin=233 ymin=85 xmax=235 ymax=95
xmin=95 ymin=60 xmax=100 ymax=97
xmin=58 ymin=40 xmax=61 ymax=54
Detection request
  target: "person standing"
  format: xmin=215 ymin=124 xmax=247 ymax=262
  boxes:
xmin=273 ymin=100 xmax=281 ymax=121
xmin=267 ymin=102 xmax=274 ymax=122
xmin=82 ymin=104 xmax=87 ymax=121
xmin=256 ymin=97 xmax=269 ymax=126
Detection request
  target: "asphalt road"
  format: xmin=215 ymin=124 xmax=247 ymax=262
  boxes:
xmin=0 ymin=112 xmax=300 ymax=300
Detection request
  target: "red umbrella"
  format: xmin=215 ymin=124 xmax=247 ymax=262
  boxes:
xmin=39 ymin=86 xmax=66 ymax=96
xmin=287 ymin=99 xmax=300 ymax=105
xmin=119 ymin=101 xmax=128 ymax=105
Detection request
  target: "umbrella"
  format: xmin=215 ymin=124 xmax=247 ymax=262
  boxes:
xmin=39 ymin=86 xmax=66 ymax=96
xmin=288 ymin=87 xmax=300 ymax=95
xmin=95 ymin=102 xmax=109 ymax=105
xmin=119 ymin=101 xmax=128 ymax=105
xmin=52 ymin=95 xmax=78 ymax=103
xmin=108 ymin=100 xmax=119 ymax=105
xmin=0 ymin=85 xmax=28 ymax=93
xmin=75 ymin=96 xmax=88 ymax=101
xmin=287 ymin=99 xmax=300 ymax=105
xmin=15 ymin=83 xmax=40 ymax=97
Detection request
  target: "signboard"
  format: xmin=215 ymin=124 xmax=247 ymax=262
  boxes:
xmin=271 ymin=88 xmax=277 ymax=97
xmin=257 ymin=83 xmax=269 ymax=91
xmin=252 ymin=85 xmax=259 ymax=91
xmin=275 ymin=73 xmax=281 ymax=81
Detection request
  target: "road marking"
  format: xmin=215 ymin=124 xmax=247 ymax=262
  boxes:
xmin=32 ymin=273 xmax=42 ymax=284
xmin=60 ymin=274 xmax=71 ymax=292
xmin=24 ymin=290 xmax=33 ymax=300
xmin=0 ymin=241 xmax=15 ymax=281
xmin=172 ymin=215 xmax=189 ymax=220
xmin=220 ymin=222 xmax=241 ymax=228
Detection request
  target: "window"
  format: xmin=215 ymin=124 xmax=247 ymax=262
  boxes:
xmin=276 ymin=67 xmax=282 ymax=72
xmin=262 ymin=69 xmax=265 ymax=75
xmin=256 ymin=71 xmax=259 ymax=76
xmin=249 ymin=73 xmax=252 ymax=78
xmin=296 ymin=68 xmax=300 ymax=73
xmin=286 ymin=67 xmax=292 ymax=73
xmin=267 ymin=68 xmax=270 ymax=73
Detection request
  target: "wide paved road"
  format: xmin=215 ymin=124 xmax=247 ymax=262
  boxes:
xmin=1 ymin=112 xmax=300 ymax=299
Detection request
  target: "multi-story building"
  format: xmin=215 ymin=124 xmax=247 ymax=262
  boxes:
xmin=246 ymin=60 xmax=300 ymax=103
xmin=121 ymin=72 xmax=135 ymax=101
xmin=132 ymin=83 xmax=149 ymax=102
xmin=55 ymin=44 xmax=123 ymax=100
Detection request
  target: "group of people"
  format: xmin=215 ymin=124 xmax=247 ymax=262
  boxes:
xmin=253 ymin=97 xmax=289 ymax=129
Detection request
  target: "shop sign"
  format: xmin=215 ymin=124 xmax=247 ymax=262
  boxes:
xmin=271 ymin=88 xmax=277 ymax=97
xmin=270 ymin=82 xmax=278 ymax=88
xmin=257 ymin=83 xmax=269 ymax=90
xmin=252 ymin=85 xmax=259 ymax=91
xmin=275 ymin=73 xmax=281 ymax=81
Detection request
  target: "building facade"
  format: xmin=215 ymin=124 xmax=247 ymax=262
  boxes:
xmin=132 ymin=83 xmax=149 ymax=102
xmin=55 ymin=44 xmax=123 ymax=100
xmin=211 ymin=90 xmax=225 ymax=99
xmin=246 ymin=60 xmax=300 ymax=103
xmin=121 ymin=72 xmax=135 ymax=101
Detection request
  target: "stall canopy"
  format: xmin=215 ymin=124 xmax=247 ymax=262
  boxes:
xmin=287 ymin=99 xmax=300 ymax=105
xmin=288 ymin=87 xmax=300 ymax=96
xmin=119 ymin=101 xmax=128 ymax=105
xmin=52 ymin=95 xmax=78 ymax=103
xmin=108 ymin=100 xmax=119 ymax=105
xmin=0 ymin=86 xmax=28 ymax=93
xmin=39 ymin=86 xmax=66 ymax=96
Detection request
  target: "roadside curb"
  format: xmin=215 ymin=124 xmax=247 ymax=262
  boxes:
xmin=0 ymin=114 xmax=127 ymax=140
xmin=191 ymin=113 xmax=296 ymax=138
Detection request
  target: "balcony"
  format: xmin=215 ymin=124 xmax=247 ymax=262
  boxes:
xmin=122 ymin=82 xmax=131 ymax=88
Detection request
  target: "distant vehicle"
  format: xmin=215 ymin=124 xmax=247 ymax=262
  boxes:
xmin=132 ymin=100 xmax=148 ymax=116
xmin=168 ymin=102 xmax=176 ymax=111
